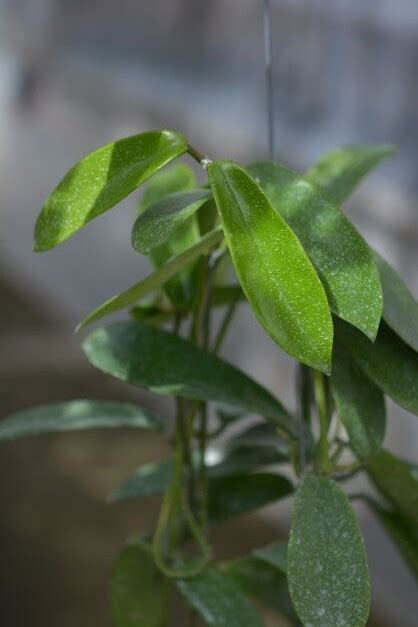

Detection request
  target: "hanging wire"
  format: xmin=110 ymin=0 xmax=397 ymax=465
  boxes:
xmin=263 ymin=0 xmax=274 ymax=160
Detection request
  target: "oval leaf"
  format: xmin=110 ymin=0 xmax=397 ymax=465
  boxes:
xmin=0 ymin=400 xmax=162 ymax=440
xmin=375 ymin=252 xmax=418 ymax=352
xmin=110 ymin=539 xmax=167 ymax=627
xmin=305 ymin=144 xmax=395 ymax=205
xmin=366 ymin=449 xmax=418 ymax=525
xmin=288 ymin=475 xmax=370 ymax=627
xmin=132 ymin=189 xmax=210 ymax=254
xmin=209 ymin=160 xmax=333 ymax=373
xmin=331 ymin=342 xmax=386 ymax=458
xmin=177 ymin=567 xmax=265 ymax=627
xmin=34 ymin=130 xmax=187 ymax=251
xmin=82 ymin=321 xmax=298 ymax=437
xmin=248 ymin=162 xmax=382 ymax=340
xmin=336 ymin=318 xmax=418 ymax=416
xmin=77 ymin=228 xmax=223 ymax=329
xmin=253 ymin=541 xmax=288 ymax=574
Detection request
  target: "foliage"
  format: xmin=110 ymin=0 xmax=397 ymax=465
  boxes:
xmin=1 ymin=131 xmax=417 ymax=626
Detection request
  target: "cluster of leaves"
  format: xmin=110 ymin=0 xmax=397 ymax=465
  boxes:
xmin=1 ymin=129 xmax=417 ymax=626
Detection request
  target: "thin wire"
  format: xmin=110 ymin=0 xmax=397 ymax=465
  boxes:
xmin=263 ymin=0 xmax=274 ymax=160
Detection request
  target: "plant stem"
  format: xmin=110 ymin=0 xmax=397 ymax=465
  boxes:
xmin=314 ymin=370 xmax=331 ymax=474
xmin=187 ymin=143 xmax=207 ymax=165
xmin=213 ymin=300 xmax=237 ymax=354
xmin=297 ymin=364 xmax=311 ymax=475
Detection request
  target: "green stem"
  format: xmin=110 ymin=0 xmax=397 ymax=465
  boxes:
xmin=314 ymin=370 xmax=331 ymax=474
xmin=187 ymin=143 xmax=207 ymax=165
xmin=297 ymin=364 xmax=311 ymax=475
xmin=213 ymin=300 xmax=237 ymax=354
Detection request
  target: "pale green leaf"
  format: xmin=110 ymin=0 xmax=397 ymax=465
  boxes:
xmin=209 ymin=160 xmax=333 ymax=373
xmin=248 ymin=162 xmax=382 ymax=341
xmin=288 ymin=475 xmax=370 ymax=627
xmin=34 ymin=130 xmax=187 ymax=251
xmin=83 ymin=321 xmax=298 ymax=437
xmin=0 ymin=400 xmax=162 ymax=440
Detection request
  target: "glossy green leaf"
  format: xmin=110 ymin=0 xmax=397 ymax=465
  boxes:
xmin=208 ymin=160 xmax=333 ymax=373
xmin=374 ymin=252 xmax=418 ymax=352
xmin=368 ymin=501 xmax=418 ymax=581
xmin=34 ymin=130 xmax=187 ymax=251
xmin=253 ymin=541 xmax=288 ymax=574
xmin=336 ymin=318 xmax=418 ymax=416
xmin=212 ymin=285 xmax=245 ymax=307
xmin=139 ymin=163 xmax=196 ymax=209
xmin=132 ymin=189 xmax=210 ymax=254
xmin=110 ymin=539 xmax=167 ymax=627
xmin=83 ymin=321 xmax=298 ymax=437
xmin=305 ymin=144 xmax=395 ymax=205
xmin=230 ymin=422 xmax=289 ymax=455
xmin=223 ymin=555 xmax=296 ymax=622
xmin=110 ymin=458 xmax=172 ymax=503
xmin=177 ymin=567 xmax=264 ymax=627
xmin=208 ymin=473 xmax=293 ymax=525
xmin=0 ymin=400 xmax=162 ymax=440
xmin=77 ymin=228 xmax=223 ymax=329
xmin=248 ymin=162 xmax=382 ymax=341
xmin=288 ymin=475 xmax=370 ymax=627
xmin=331 ymin=342 xmax=386 ymax=458
xmin=366 ymin=449 xmax=418 ymax=524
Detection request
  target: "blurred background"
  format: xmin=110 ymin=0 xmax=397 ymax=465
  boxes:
xmin=0 ymin=0 xmax=417 ymax=625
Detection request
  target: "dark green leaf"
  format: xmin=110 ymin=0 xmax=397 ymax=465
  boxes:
xmin=83 ymin=321 xmax=297 ymax=437
xmin=77 ymin=228 xmax=223 ymax=329
xmin=110 ymin=458 xmax=172 ymax=502
xmin=331 ymin=342 xmax=386 ymax=458
xmin=336 ymin=318 xmax=418 ymax=416
xmin=229 ymin=422 xmax=289 ymax=454
xmin=208 ymin=473 xmax=293 ymax=525
xmin=223 ymin=555 xmax=296 ymax=622
xmin=132 ymin=190 xmax=210 ymax=254
xmin=248 ymin=162 xmax=382 ymax=341
xmin=253 ymin=541 xmax=288 ymax=574
xmin=34 ymin=130 xmax=187 ymax=251
xmin=305 ymin=144 xmax=395 ymax=205
xmin=177 ymin=567 xmax=265 ymax=627
xmin=110 ymin=539 xmax=167 ymax=627
xmin=139 ymin=163 xmax=196 ymax=210
xmin=374 ymin=252 xmax=418 ymax=352
xmin=366 ymin=449 xmax=418 ymax=525
xmin=288 ymin=475 xmax=370 ymax=627
xmin=209 ymin=160 xmax=333 ymax=373
xmin=0 ymin=400 xmax=162 ymax=440
xmin=212 ymin=285 xmax=245 ymax=307
xmin=367 ymin=501 xmax=418 ymax=580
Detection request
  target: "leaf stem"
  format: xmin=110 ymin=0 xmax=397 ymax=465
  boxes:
xmin=213 ymin=300 xmax=238 ymax=354
xmin=314 ymin=370 xmax=331 ymax=474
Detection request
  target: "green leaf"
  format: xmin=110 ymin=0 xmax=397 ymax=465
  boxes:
xmin=223 ymin=555 xmax=296 ymax=622
xmin=132 ymin=189 xmax=210 ymax=254
xmin=248 ymin=162 xmax=382 ymax=341
xmin=288 ymin=475 xmax=370 ymax=627
xmin=77 ymin=228 xmax=223 ymax=329
xmin=208 ymin=473 xmax=292 ymax=525
xmin=110 ymin=539 xmax=167 ymax=627
xmin=139 ymin=163 xmax=196 ymax=210
xmin=34 ymin=130 xmax=187 ymax=251
xmin=0 ymin=400 xmax=162 ymax=440
xmin=367 ymin=501 xmax=418 ymax=581
xmin=212 ymin=285 xmax=245 ymax=307
xmin=176 ymin=567 xmax=265 ymax=627
xmin=110 ymin=458 xmax=172 ymax=502
xmin=336 ymin=318 xmax=418 ymax=416
xmin=331 ymin=342 xmax=386 ymax=458
xmin=305 ymin=144 xmax=395 ymax=205
xmin=83 ymin=321 xmax=298 ymax=437
xmin=366 ymin=449 xmax=418 ymax=525
xmin=253 ymin=541 xmax=288 ymax=574
xmin=374 ymin=252 xmax=418 ymax=352
xmin=229 ymin=422 xmax=289 ymax=456
xmin=208 ymin=160 xmax=333 ymax=373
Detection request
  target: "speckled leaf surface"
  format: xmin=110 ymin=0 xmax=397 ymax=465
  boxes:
xmin=366 ymin=450 xmax=418 ymax=525
xmin=0 ymin=400 xmax=162 ymax=440
xmin=132 ymin=189 xmax=210 ymax=254
xmin=77 ymin=228 xmax=223 ymax=329
xmin=83 ymin=321 xmax=297 ymax=437
xmin=288 ymin=475 xmax=370 ymax=627
xmin=34 ymin=130 xmax=187 ymax=251
xmin=248 ymin=162 xmax=382 ymax=341
xmin=374 ymin=252 xmax=418 ymax=352
xmin=305 ymin=144 xmax=395 ymax=205
xmin=110 ymin=539 xmax=167 ymax=627
xmin=253 ymin=541 xmax=288 ymax=574
xmin=223 ymin=555 xmax=296 ymax=621
xmin=331 ymin=343 xmax=386 ymax=458
xmin=336 ymin=318 xmax=418 ymax=416
xmin=209 ymin=160 xmax=333 ymax=373
xmin=177 ymin=567 xmax=265 ymax=627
